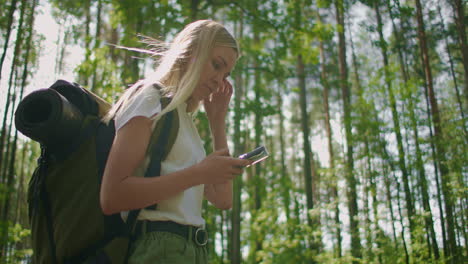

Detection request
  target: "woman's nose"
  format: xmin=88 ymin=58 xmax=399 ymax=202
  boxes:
xmin=213 ymin=74 xmax=224 ymax=90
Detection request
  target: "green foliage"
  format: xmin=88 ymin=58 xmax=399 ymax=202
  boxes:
xmin=245 ymin=191 xmax=317 ymax=264
xmin=7 ymin=223 xmax=30 ymax=244
xmin=2 ymin=0 xmax=467 ymax=262
xmin=0 ymin=222 xmax=32 ymax=264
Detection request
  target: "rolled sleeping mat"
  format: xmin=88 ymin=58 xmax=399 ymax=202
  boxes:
xmin=15 ymin=88 xmax=84 ymax=147
xmin=50 ymin=80 xmax=111 ymax=118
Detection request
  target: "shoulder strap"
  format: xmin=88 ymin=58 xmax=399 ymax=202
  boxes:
xmin=125 ymin=98 xmax=179 ymax=232
xmin=37 ymin=146 xmax=59 ymax=264
xmin=144 ymin=99 xmax=179 ymax=177
xmin=95 ymin=119 xmax=116 ymax=182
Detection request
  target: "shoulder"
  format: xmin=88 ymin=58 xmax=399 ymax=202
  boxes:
xmin=115 ymin=83 xmax=163 ymax=131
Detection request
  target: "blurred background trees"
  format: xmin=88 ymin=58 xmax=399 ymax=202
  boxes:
xmin=0 ymin=0 xmax=466 ymax=263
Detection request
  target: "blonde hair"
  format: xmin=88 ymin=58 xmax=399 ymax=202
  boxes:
xmin=104 ymin=20 xmax=239 ymax=127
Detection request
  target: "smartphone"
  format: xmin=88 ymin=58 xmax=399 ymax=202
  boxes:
xmin=238 ymin=146 xmax=269 ymax=167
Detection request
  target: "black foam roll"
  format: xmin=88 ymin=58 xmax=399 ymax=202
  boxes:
xmin=50 ymin=80 xmax=99 ymax=116
xmin=15 ymin=88 xmax=84 ymax=146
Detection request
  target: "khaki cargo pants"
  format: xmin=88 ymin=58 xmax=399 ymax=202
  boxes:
xmin=128 ymin=231 xmax=208 ymax=264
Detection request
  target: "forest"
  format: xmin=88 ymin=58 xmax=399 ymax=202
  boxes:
xmin=0 ymin=0 xmax=466 ymax=263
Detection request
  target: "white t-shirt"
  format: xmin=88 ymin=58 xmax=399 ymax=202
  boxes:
xmin=114 ymin=84 xmax=206 ymax=227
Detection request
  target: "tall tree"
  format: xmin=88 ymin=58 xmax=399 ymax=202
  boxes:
xmin=414 ymin=0 xmax=458 ymax=262
xmin=436 ymin=1 xmax=467 ymax=136
xmin=0 ymin=0 xmax=29 ymax=258
xmin=0 ymin=0 xmax=18 ymax=82
xmin=448 ymin=0 xmax=468 ymax=104
xmin=230 ymin=13 xmax=244 ymax=264
xmin=372 ymin=1 xmax=436 ymax=260
xmin=387 ymin=0 xmax=450 ymax=258
xmin=292 ymin=0 xmax=320 ymax=258
xmin=334 ymin=0 xmax=362 ymax=261
xmin=318 ymin=13 xmax=342 ymax=258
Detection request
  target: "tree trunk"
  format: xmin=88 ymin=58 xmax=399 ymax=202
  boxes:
xmin=1 ymin=7 xmax=25 ymax=249
xmin=388 ymin=0 xmax=449 ymax=258
xmin=436 ymin=1 xmax=467 ymax=137
xmin=363 ymin=132 xmax=384 ymax=264
xmin=349 ymin=16 xmax=386 ymax=261
xmin=0 ymin=0 xmax=18 ymax=82
xmin=191 ymin=0 xmax=200 ymax=20
xmin=363 ymin=168 xmax=373 ymax=262
xmin=449 ymin=0 xmax=468 ymax=105
xmin=12 ymin=0 xmax=37 ymax=226
xmin=297 ymin=53 xmax=315 ymax=229
xmin=374 ymin=2 xmax=427 ymax=259
xmin=406 ymin=80 xmax=440 ymax=260
xmin=0 ymin=0 xmax=27 ymax=197
xmin=246 ymin=28 xmax=264 ymax=264
xmin=395 ymin=176 xmax=411 ymax=264
xmin=423 ymin=74 xmax=450 ymax=261
xmin=253 ymin=32 xmax=262 ymax=215
xmin=91 ymin=0 xmax=103 ymax=92
xmin=414 ymin=0 xmax=458 ymax=262
xmin=54 ymin=22 xmax=67 ymax=76
xmin=382 ymin=160 xmax=404 ymax=260
xmin=295 ymin=6 xmax=312 ymax=215
xmin=230 ymin=16 xmax=244 ymax=264
xmin=386 ymin=0 xmax=410 ymax=82
xmin=318 ymin=34 xmax=341 ymax=259
xmin=3 ymin=91 xmax=19 ymax=257
xmin=277 ymin=83 xmax=291 ymax=223
xmin=335 ymin=0 xmax=361 ymax=261
xmin=80 ymin=0 xmax=92 ymax=86
xmin=14 ymin=145 xmax=27 ymax=224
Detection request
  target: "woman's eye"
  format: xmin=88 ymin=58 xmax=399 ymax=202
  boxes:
xmin=212 ymin=61 xmax=221 ymax=70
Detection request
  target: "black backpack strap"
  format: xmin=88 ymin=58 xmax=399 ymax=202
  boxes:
xmin=38 ymin=146 xmax=58 ymax=264
xmin=42 ymin=190 xmax=58 ymax=264
xmin=144 ymin=110 xmax=176 ymax=178
xmin=95 ymin=119 xmax=116 ymax=182
xmin=125 ymin=108 xmax=177 ymax=231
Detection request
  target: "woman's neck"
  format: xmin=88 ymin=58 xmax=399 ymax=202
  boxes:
xmin=185 ymin=97 xmax=200 ymax=112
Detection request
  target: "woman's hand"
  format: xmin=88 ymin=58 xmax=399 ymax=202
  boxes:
xmin=194 ymin=148 xmax=251 ymax=185
xmin=204 ymin=79 xmax=233 ymax=127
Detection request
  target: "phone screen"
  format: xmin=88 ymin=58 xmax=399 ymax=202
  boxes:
xmin=239 ymin=146 xmax=269 ymax=167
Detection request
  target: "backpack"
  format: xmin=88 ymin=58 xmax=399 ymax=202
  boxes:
xmin=14 ymin=80 xmax=179 ymax=264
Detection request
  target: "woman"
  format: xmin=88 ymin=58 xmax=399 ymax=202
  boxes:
xmin=99 ymin=20 xmax=251 ymax=263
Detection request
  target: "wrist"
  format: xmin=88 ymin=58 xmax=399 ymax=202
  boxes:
xmin=211 ymin=128 xmax=227 ymax=148
xmin=208 ymin=117 xmax=226 ymax=128
xmin=189 ymin=163 xmax=205 ymax=185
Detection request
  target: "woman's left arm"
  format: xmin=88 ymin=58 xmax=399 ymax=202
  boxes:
xmin=203 ymin=79 xmax=236 ymax=210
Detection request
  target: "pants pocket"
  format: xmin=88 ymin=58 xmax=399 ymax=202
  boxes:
xmin=128 ymin=232 xmax=165 ymax=264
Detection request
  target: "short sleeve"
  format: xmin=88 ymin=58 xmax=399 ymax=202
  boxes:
xmin=114 ymin=85 xmax=162 ymax=131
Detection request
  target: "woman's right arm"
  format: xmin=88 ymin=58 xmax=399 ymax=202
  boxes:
xmin=100 ymin=116 xmax=198 ymax=215
xmin=99 ymin=115 xmax=250 ymax=215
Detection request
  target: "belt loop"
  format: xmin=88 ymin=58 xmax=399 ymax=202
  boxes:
xmin=188 ymin=225 xmax=193 ymax=241
xmin=143 ymin=220 xmax=147 ymax=235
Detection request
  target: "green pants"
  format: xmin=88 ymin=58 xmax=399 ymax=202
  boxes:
xmin=128 ymin=231 xmax=208 ymax=264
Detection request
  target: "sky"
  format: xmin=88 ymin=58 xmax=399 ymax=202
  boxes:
xmin=1 ymin=1 xmax=82 ymax=110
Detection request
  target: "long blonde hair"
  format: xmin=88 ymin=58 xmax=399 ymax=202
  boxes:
xmin=104 ymin=20 xmax=239 ymax=127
